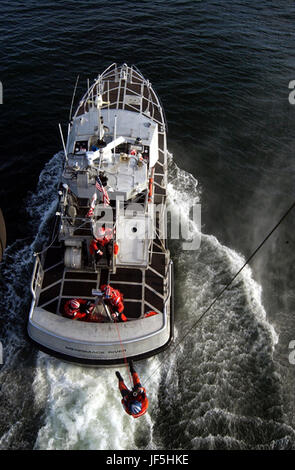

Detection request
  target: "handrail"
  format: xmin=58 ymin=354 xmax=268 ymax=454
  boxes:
xmin=72 ymin=63 xmax=167 ymax=131
xmin=30 ymin=255 xmax=43 ymax=300
xmin=164 ymin=260 xmax=173 ymax=310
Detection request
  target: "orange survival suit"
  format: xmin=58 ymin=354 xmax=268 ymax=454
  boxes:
xmin=64 ymin=298 xmax=94 ymax=321
xmin=100 ymin=284 xmax=127 ymax=322
xmin=116 ymin=361 xmax=149 ymax=418
xmin=89 ymin=225 xmax=113 ymax=265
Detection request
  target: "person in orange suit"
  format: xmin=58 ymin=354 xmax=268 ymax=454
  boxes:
xmin=63 ymin=298 xmax=93 ymax=321
xmin=89 ymin=224 xmax=113 ymax=266
xmin=116 ymin=361 xmax=149 ymax=418
xmin=100 ymin=284 xmax=127 ymax=322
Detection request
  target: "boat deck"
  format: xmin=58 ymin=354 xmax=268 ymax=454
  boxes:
xmin=37 ymin=234 xmax=168 ymax=320
xmin=37 ymin=89 xmax=168 ymax=320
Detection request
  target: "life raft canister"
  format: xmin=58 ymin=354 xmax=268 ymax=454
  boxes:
xmin=148 ymin=178 xmax=153 ymax=202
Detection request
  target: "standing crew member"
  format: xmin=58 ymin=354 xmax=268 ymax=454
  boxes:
xmin=89 ymin=224 xmax=113 ymax=266
xmin=63 ymin=299 xmax=94 ymax=321
xmin=116 ymin=361 xmax=149 ymax=418
xmin=100 ymin=284 xmax=127 ymax=322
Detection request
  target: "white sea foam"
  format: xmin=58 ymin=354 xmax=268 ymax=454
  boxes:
xmin=33 ymin=354 xmax=161 ymax=450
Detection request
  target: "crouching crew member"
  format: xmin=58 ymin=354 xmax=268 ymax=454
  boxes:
xmin=89 ymin=224 xmax=114 ymax=266
xmin=101 ymin=284 xmax=127 ymax=322
xmin=116 ymin=361 xmax=149 ymax=418
xmin=64 ymin=298 xmax=94 ymax=321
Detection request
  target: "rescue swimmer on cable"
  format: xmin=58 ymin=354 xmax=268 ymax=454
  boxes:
xmin=116 ymin=360 xmax=149 ymax=418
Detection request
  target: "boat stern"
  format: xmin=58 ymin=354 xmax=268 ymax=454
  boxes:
xmin=28 ymin=302 xmax=173 ymax=366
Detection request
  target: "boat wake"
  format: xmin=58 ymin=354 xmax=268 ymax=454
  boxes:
xmin=1 ymin=152 xmax=295 ymax=449
xmin=33 ymin=353 xmax=161 ymax=450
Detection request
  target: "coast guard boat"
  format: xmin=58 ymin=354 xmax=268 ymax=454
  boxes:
xmin=28 ymin=63 xmax=173 ymax=365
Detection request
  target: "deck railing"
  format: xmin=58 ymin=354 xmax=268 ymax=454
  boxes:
xmin=30 ymin=255 xmax=44 ymax=300
xmin=73 ymin=63 xmax=167 ymax=134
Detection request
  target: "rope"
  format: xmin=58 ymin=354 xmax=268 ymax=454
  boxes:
xmin=142 ymin=199 xmax=295 ymax=386
xmin=113 ymin=315 xmax=133 ymax=386
xmin=69 ymin=74 xmax=80 ymax=121
xmin=33 ymin=215 xmax=60 ymax=257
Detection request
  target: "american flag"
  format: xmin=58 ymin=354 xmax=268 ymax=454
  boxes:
xmin=86 ymin=207 xmax=94 ymax=218
xmin=95 ymin=175 xmax=110 ymax=206
xmin=86 ymin=193 xmax=97 ymax=217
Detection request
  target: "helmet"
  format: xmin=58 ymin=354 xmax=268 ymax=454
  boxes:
xmin=70 ymin=299 xmax=80 ymax=310
xmin=129 ymin=401 xmax=142 ymax=415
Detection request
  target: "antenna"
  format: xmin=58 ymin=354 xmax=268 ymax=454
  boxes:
xmin=69 ymin=75 xmax=80 ymax=121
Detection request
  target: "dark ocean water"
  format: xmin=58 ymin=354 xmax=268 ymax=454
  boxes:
xmin=1 ymin=0 xmax=295 ymax=450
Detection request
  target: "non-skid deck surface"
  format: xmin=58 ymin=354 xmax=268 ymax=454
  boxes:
xmin=38 ymin=241 xmax=167 ymax=320
xmin=109 ymin=242 xmax=166 ymax=318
